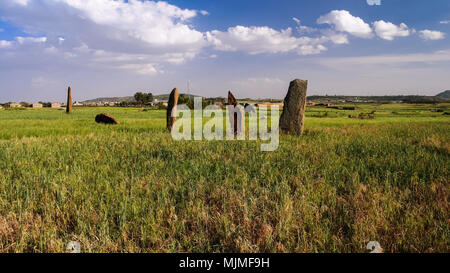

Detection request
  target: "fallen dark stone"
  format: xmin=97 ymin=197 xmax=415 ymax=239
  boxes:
xmin=95 ymin=113 xmax=119 ymax=124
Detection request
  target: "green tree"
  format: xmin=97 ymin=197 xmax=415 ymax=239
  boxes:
xmin=178 ymin=94 xmax=193 ymax=109
xmin=134 ymin=92 xmax=145 ymax=105
xmin=134 ymin=92 xmax=154 ymax=105
xmin=146 ymin=93 xmax=153 ymax=104
xmin=178 ymin=95 xmax=215 ymax=109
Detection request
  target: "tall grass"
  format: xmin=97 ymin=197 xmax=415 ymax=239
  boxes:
xmin=0 ymin=104 xmax=448 ymax=252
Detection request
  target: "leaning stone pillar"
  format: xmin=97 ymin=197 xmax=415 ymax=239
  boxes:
xmin=227 ymin=91 xmax=244 ymax=136
xmin=167 ymin=88 xmax=179 ymax=131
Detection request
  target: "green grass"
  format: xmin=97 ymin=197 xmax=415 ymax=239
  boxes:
xmin=0 ymin=104 xmax=448 ymax=253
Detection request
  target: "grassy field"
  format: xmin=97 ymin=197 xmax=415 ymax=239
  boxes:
xmin=0 ymin=103 xmax=448 ymax=253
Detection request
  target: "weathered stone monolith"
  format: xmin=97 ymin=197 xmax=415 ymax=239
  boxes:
xmin=166 ymin=88 xmax=179 ymax=132
xmin=95 ymin=113 xmax=119 ymax=124
xmin=279 ymin=79 xmax=308 ymax=135
xmin=66 ymin=86 xmax=72 ymax=114
xmin=226 ymin=91 xmax=243 ymax=135
xmin=227 ymin=91 xmax=237 ymax=106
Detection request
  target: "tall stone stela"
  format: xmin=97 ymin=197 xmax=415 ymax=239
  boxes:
xmin=66 ymin=86 xmax=72 ymax=114
xmin=279 ymin=79 xmax=308 ymax=135
xmin=166 ymin=88 xmax=179 ymax=132
xmin=227 ymin=91 xmax=237 ymax=106
xmin=227 ymin=91 xmax=243 ymax=136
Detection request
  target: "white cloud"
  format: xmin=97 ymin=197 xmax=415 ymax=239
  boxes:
xmin=31 ymin=76 xmax=56 ymax=88
xmin=317 ymin=49 xmax=450 ymax=67
xmin=0 ymin=0 xmax=210 ymax=76
xmin=16 ymin=36 xmax=47 ymax=44
xmin=48 ymin=0 xmax=204 ymax=47
xmin=297 ymin=25 xmax=316 ymax=34
xmin=199 ymin=10 xmax=209 ymax=16
xmin=311 ymin=49 xmax=450 ymax=95
xmin=11 ymin=0 xmax=28 ymax=6
xmin=320 ymin=30 xmax=349 ymax=44
xmin=328 ymin=33 xmax=349 ymax=44
xmin=291 ymin=17 xmax=316 ymax=34
xmin=0 ymin=40 xmax=13 ymax=48
xmin=440 ymin=20 xmax=450 ymax=24
xmin=366 ymin=0 xmax=381 ymax=6
xmin=117 ymin=63 xmax=158 ymax=75
xmin=373 ymin=20 xmax=411 ymax=40
xmin=0 ymin=36 xmax=48 ymax=48
xmin=298 ymin=44 xmax=327 ymax=55
xmin=207 ymin=26 xmax=302 ymax=54
xmin=233 ymin=77 xmax=284 ymax=86
xmin=206 ymin=26 xmax=328 ymax=55
xmin=419 ymin=30 xmax=446 ymax=40
xmin=0 ymin=0 xmax=206 ymax=53
xmin=317 ymin=10 xmax=373 ymax=38
xmin=0 ymin=28 xmax=4 ymax=32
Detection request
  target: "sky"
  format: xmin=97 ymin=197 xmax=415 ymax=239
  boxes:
xmin=0 ymin=0 xmax=449 ymax=102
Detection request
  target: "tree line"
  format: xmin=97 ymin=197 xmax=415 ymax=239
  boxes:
xmin=134 ymin=92 xmax=154 ymax=106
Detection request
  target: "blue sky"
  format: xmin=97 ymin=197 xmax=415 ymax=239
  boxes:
xmin=0 ymin=0 xmax=449 ymax=102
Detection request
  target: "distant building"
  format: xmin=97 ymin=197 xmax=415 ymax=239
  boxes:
xmin=258 ymin=103 xmax=284 ymax=108
xmin=9 ymin=103 xmax=21 ymax=108
xmin=51 ymin=103 xmax=61 ymax=108
xmin=306 ymin=101 xmax=315 ymax=106
xmin=32 ymin=103 xmax=43 ymax=108
xmin=73 ymin=102 xmax=83 ymax=106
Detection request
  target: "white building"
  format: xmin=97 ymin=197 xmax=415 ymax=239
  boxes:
xmin=9 ymin=103 xmax=21 ymax=108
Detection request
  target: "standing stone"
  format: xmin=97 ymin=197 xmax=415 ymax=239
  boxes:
xmin=66 ymin=86 xmax=72 ymax=114
xmin=227 ymin=91 xmax=237 ymax=106
xmin=226 ymin=91 xmax=242 ymax=135
xmin=280 ymin=79 xmax=308 ymax=135
xmin=166 ymin=88 xmax=179 ymax=131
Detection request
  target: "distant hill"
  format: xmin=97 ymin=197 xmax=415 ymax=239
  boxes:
xmin=152 ymin=93 xmax=200 ymax=101
xmin=82 ymin=96 xmax=135 ymax=103
xmin=82 ymin=93 xmax=200 ymax=103
xmin=82 ymin=93 xmax=449 ymax=104
xmin=306 ymin=95 xmax=447 ymax=103
xmin=436 ymin=90 xmax=450 ymax=100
